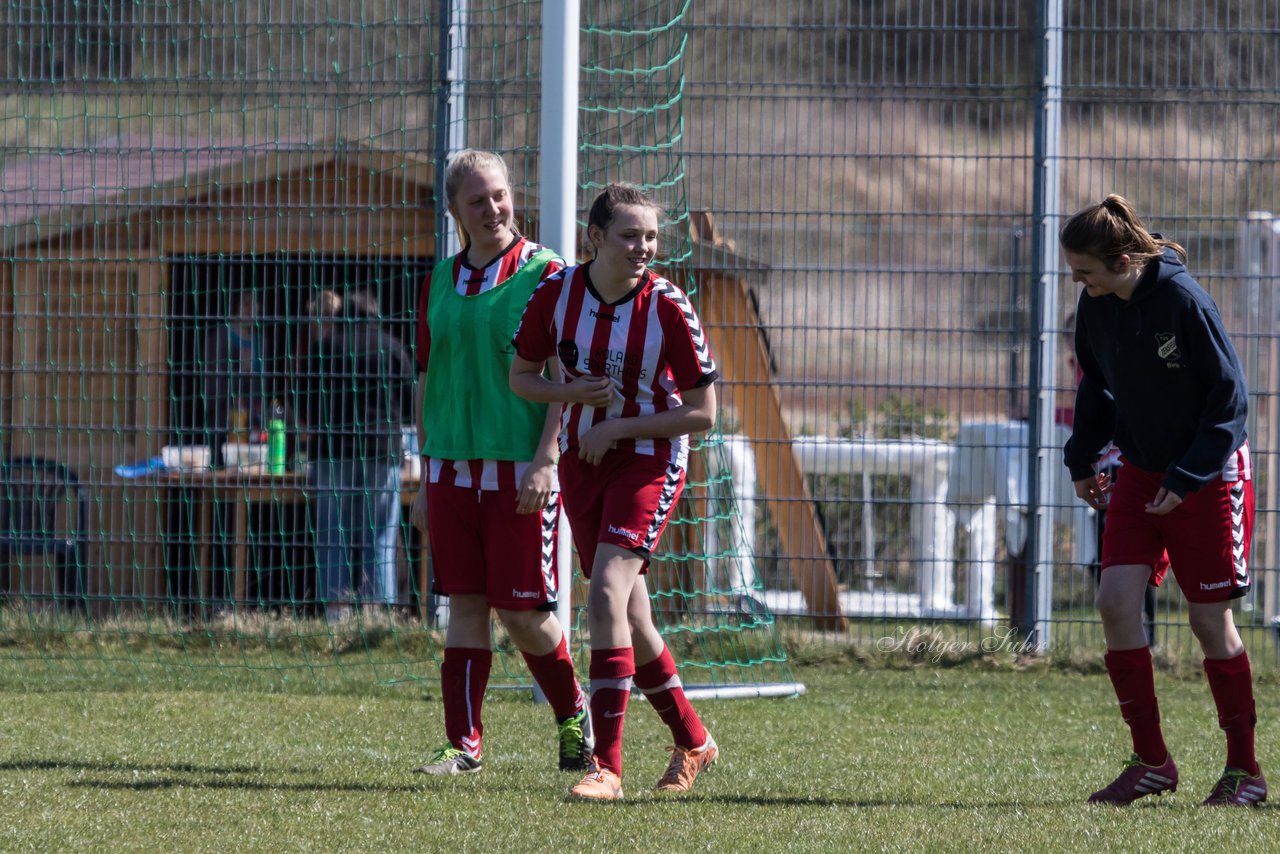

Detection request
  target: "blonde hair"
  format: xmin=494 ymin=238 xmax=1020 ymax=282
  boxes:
xmin=443 ymin=149 xmax=510 ymax=204
xmin=441 ymin=149 xmax=516 ymax=246
xmin=1059 ymin=194 xmax=1187 ymax=270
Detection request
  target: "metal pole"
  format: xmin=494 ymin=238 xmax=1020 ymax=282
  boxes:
xmin=1025 ymin=0 xmax=1063 ymax=653
xmin=1008 ymin=224 xmax=1025 ymax=420
xmin=540 ymin=0 xmax=581 ymax=695
xmin=1240 ymin=213 xmax=1280 ymax=625
xmin=1238 ymin=214 xmax=1268 ymax=617
xmin=434 ymin=0 xmax=468 ymax=260
xmin=540 ymin=1 xmax=580 ymax=263
xmin=428 ymin=0 xmax=467 ymax=629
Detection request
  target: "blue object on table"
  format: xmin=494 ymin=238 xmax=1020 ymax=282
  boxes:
xmin=113 ymin=457 xmax=167 ymax=478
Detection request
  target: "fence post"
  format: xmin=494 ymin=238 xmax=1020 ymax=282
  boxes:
xmin=1026 ymin=0 xmax=1064 ymax=652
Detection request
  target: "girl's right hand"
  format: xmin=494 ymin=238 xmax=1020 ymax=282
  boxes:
xmin=410 ymin=482 xmax=428 ymax=532
xmin=566 ymin=374 xmax=614 ymax=408
xmin=1073 ymin=471 xmax=1112 ymax=511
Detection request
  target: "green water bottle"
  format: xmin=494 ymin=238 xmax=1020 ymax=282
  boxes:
xmin=267 ymin=401 xmax=287 ymax=475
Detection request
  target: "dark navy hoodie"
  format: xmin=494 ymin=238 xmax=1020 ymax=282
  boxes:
xmin=1063 ymin=246 xmax=1248 ymax=498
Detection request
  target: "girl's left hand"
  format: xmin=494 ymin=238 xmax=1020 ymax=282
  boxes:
xmin=517 ymin=460 xmax=555 ymax=514
xmin=1144 ymin=487 xmax=1182 ymax=516
xmin=577 ymin=420 xmax=620 ymax=465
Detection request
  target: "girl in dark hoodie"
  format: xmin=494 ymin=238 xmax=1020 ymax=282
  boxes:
xmin=1062 ymin=195 xmax=1263 ymax=807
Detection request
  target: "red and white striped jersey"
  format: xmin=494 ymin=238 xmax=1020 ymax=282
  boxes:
xmin=427 ymin=457 xmax=545 ymax=492
xmin=414 ymin=236 xmax=565 ymax=491
xmin=513 ymin=263 xmax=718 ymax=470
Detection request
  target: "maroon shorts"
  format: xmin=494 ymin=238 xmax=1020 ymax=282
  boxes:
xmin=558 ymin=452 xmax=685 ymax=577
xmin=1100 ymin=459 xmax=1253 ymax=603
xmin=426 ymin=480 xmax=560 ymax=610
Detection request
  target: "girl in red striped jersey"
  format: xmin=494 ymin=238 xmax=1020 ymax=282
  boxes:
xmin=409 ymin=150 xmax=592 ymax=777
xmin=511 ymin=184 xmax=720 ymax=801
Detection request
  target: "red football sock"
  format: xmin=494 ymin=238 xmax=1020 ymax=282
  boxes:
xmin=588 ymin=647 xmax=635 ymax=775
xmin=1204 ymin=651 xmax=1260 ymax=776
xmin=1104 ymin=647 xmax=1168 ymax=766
xmin=521 ymin=633 xmax=586 ymax=721
xmin=634 ymin=645 xmax=708 ymax=750
xmin=441 ymin=647 xmax=492 ymax=758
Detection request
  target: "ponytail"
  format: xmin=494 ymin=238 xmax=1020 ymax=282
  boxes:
xmin=1060 ymin=194 xmax=1186 ymax=270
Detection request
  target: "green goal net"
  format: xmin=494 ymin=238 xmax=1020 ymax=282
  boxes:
xmin=0 ymin=0 xmax=799 ymax=697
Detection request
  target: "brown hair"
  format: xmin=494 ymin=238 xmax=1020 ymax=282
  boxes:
xmin=1059 ymin=194 xmax=1186 ymax=270
xmin=587 ymin=183 xmax=665 ymax=236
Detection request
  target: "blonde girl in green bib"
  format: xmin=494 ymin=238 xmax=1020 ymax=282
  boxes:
xmin=409 ymin=150 xmax=597 ymax=776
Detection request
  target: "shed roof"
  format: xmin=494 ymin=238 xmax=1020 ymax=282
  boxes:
xmin=0 ymin=135 xmax=434 ymax=251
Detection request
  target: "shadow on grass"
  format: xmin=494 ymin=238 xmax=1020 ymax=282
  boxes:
xmin=67 ymin=778 xmax=427 ymax=793
xmin=651 ymin=795 xmax=899 ymax=808
xmin=621 ymin=794 xmax=1264 ymax=810
xmin=3 ymin=757 xmax=430 ymax=793
xmin=0 ymin=758 xmax=294 ymax=775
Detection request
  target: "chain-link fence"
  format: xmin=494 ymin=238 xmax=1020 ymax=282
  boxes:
xmin=1 ymin=2 xmax=1279 ymax=680
xmin=678 ymin=1 xmax=1280 ymax=658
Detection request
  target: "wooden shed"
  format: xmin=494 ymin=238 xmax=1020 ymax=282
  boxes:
xmin=0 ymin=137 xmax=838 ymax=626
xmin=0 ymin=136 xmax=437 ymax=607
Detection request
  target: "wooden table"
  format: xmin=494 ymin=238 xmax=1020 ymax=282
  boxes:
xmin=155 ymin=464 xmax=427 ymax=618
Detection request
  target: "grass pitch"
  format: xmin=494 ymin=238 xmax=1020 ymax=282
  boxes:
xmin=1 ymin=665 xmax=1278 ymax=852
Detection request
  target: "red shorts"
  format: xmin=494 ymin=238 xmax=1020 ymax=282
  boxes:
xmin=1100 ymin=459 xmax=1253 ymax=603
xmin=558 ymin=452 xmax=685 ymax=577
xmin=426 ymin=480 xmax=560 ymax=611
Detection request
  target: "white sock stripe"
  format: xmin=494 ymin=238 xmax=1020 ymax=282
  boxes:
xmin=463 ymin=658 xmax=475 ymax=734
xmin=459 ymin=671 xmax=482 ymax=757
xmin=590 ymin=676 xmax=634 ymax=693
xmin=638 ymin=674 xmax=682 ymax=695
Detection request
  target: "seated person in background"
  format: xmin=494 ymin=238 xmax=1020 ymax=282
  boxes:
xmin=204 ymin=289 xmax=266 ymax=457
xmin=299 ymin=289 xmax=414 ymax=623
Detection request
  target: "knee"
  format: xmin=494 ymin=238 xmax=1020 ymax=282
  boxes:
xmin=449 ymin=596 xmax=492 ymax=624
xmin=1186 ymin=608 xmax=1210 ymax=637
xmin=625 ymin=598 xmax=654 ymax=634
xmin=1094 ymin=588 xmax=1135 ymax=625
xmin=444 ymin=596 xmax=495 ymax=647
xmin=1186 ymin=607 xmax=1228 ymax=645
xmin=588 ymin=583 xmax=629 ymax=616
xmin=496 ymin=607 xmax=543 ymax=634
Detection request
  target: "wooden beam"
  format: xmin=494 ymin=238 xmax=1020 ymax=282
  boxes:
xmin=697 ymin=272 xmax=847 ymax=631
xmin=155 ymin=207 xmax=435 ymax=258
